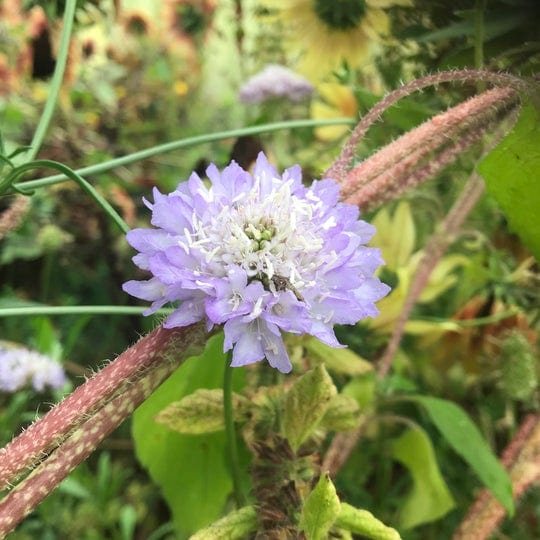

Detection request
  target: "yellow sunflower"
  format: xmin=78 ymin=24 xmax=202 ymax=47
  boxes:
xmin=261 ymin=0 xmax=411 ymax=80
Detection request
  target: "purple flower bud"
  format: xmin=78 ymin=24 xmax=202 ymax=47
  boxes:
xmin=123 ymin=152 xmax=390 ymax=373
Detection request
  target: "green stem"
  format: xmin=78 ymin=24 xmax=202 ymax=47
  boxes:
xmin=14 ymin=118 xmax=355 ymax=192
xmin=224 ymin=352 xmax=245 ymax=508
xmin=474 ymin=0 xmax=486 ymax=91
xmin=23 ymin=0 xmax=77 ymax=163
xmin=417 ymin=310 xmax=520 ymax=328
xmin=7 ymin=160 xmax=130 ymax=234
xmin=0 ymin=306 xmax=173 ymax=317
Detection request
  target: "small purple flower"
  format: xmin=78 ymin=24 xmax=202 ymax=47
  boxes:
xmin=239 ymin=64 xmax=314 ymax=104
xmin=0 ymin=347 xmax=67 ymax=393
xmin=123 ymin=152 xmax=390 ymax=373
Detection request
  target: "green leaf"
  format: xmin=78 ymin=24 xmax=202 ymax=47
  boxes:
xmin=303 ymin=337 xmax=373 ymax=377
xmin=413 ymin=9 xmax=528 ymax=43
xmin=336 ymin=503 xmax=401 ymax=540
xmin=391 ymin=427 xmax=455 ymax=529
xmin=406 ymin=396 xmax=514 ymax=515
xmin=189 ymin=506 xmax=258 ymax=540
xmin=132 ymin=333 xmax=246 ymax=538
xmin=320 ymin=394 xmax=363 ymax=432
xmin=119 ymin=505 xmax=137 ymax=540
xmin=283 ymin=364 xmax=337 ymax=451
xmin=342 ymin=373 xmax=376 ymax=409
xmin=154 ymin=389 xmax=251 ymax=435
xmin=299 ymin=473 xmax=341 ymax=540
xmin=478 ymin=102 xmax=540 ymax=261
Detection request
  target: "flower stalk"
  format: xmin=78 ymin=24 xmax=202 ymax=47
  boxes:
xmin=340 ymin=87 xmax=519 ymax=210
xmin=326 ymin=69 xmax=529 ymax=182
xmin=223 ymin=353 xmax=245 ymax=508
xmin=0 ymin=360 xmax=182 ymax=538
xmin=0 ymin=323 xmax=207 ymax=492
xmin=376 ymin=171 xmax=486 ymax=379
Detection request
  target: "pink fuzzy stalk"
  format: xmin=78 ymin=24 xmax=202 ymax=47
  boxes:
xmin=326 ymin=69 xmax=527 ymax=182
xmin=0 ymin=323 xmax=207 ymax=492
xmin=322 ymin=70 xmax=525 ymax=477
xmin=0 ymin=196 xmax=30 ymax=240
xmin=340 ymin=87 xmax=518 ymax=210
xmin=0 ymin=359 xmax=184 ymax=537
xmin=376 ymin=172 xmax=486 ymax=379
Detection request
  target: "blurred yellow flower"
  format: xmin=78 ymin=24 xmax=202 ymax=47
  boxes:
xmin=311 ymin=83 xmax=358 ymax=141
xmin=261 ymin=0 xmax=412 ymax=80
xmin=368 ymin=201 xmax=469 ymax=336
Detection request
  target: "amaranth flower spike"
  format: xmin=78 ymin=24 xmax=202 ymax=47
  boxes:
xmin=123 ymin=153 xmax=390 ymax=373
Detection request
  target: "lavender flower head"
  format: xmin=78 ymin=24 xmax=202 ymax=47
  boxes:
xmin=0 ymin=347 xmax=67 ymax=392
xmin=123 ymin=153 xmax=390 ymax=373
xmin=239 ymin=65 xmax=314 ymax=104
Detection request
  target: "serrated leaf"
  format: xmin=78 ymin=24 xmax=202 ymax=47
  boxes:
xmin=336 ymin=503 xmax=401 ymax=540
xmin=299 ymin=473 xmax=341 ymax=540
xmin=303 ymin=337 xmax=373 ymax=377
xmin=132 ymin=333 xmax=247 ymax=537
xmin=189 ymin=506 xmax=258 ymax=540
xmin=406 ymin=395 xmax=514 ymax=515
xmin=392 ymin=427 xmax=455 ymax=529
xmin=478 ymin=102 xmax=540 ymax=261
xmin=154 ymin=389 xmax=251 ymax=434
xmin=320 ymin=394 xmax=363 ymax=432
xmin=283 ymin=364 xmax=337 ymax=451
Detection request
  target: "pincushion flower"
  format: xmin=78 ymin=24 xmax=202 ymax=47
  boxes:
xmin=123 ymin=153 xmax=389 ymax=373
xmin=239 ymin=64 xmax=314 ymax=104
xmin=0 ymin=347 xmax=67 ymax=393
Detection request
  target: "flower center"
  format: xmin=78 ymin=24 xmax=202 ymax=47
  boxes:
xmin=187 ymin=178 xmax=325 ymax=296
xmin=243 ymin=221 xmax=276 ymax=252
xmin=313 ymin=0 xmax=367 ymax=31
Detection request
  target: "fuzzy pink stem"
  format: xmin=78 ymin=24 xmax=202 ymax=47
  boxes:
xmin=0 ymin=360 xmax=181 ymax=537
xmin=344 ymin=114 xmax=494 ymax=211
xmin=376 ymin=172 xmax=486 ymax=379
xmin=326 ymin=69 xmax=527 ymax=182
xmin=0 ymin=322 xmax=207 ymax=491
xmin=0 ymin=196 xmax=30 ymax=240
xmin=339 ymin=87 xmax=517 ymax=204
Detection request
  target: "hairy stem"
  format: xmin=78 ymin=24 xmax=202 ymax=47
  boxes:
xmin=0 ymin=323 xmax=207 ymax=491
xmin=23 ymin=0 xmax=77 ymax=163
xmin=326 ymin=69 xmax=528 ymax=182
xmin=339 ymin=87 xmax=518 ymax=208
xmin=344 ymin=111 xmax=501 ymax=211
xmin=0 ymin=196 xmax=30 ymax=240
xmin=376 ymin=172 xmax=486 ymax=379
xmin=0 ymin=362 xmax=178 ymax=537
